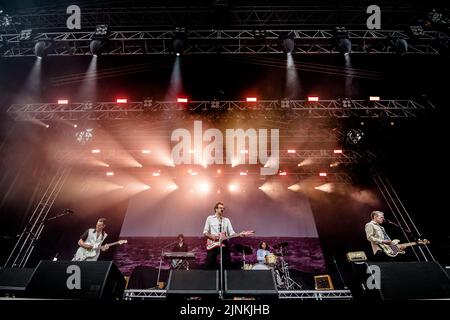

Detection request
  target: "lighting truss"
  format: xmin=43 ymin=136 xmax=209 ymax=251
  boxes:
xmin=7 ymin=99 xmax=435 ymax=121
xmin=0 ymin=29 xmax=446 ymax=57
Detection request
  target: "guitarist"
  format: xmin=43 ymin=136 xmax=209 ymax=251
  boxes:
xmin=203 ymin=201 xmax=239 ymax=269
xmin=76 ymin=218 xmax=109 ymax=261
xmin=365 ymin=211 xmax=405 ymax=262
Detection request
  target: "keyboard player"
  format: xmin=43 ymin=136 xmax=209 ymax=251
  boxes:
xmin=171 ymin=234 xmax=189 ymax=269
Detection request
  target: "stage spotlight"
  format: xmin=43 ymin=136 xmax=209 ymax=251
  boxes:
xmin=333 ymin=149 xmax=343 ymax=154
xmin=280 ymin=36 xmax=295 ymax=54
xmin=339 ymin=38 xmax=352 ymax=55
xmin=75 ymin=128 xmax=94 ymax=144
xmin=287 ymin=150 xmax=296 ymax=153
xmin=246 ymin=97 xmax=257 ymax=102
xmin=142 ymin=150 xmax=151 ymax=154
xmin=116 ymin=98 xmax=128 ymax=104
xmin=91 ymin=149 xmax=100 ymax=154
xmin=199 ymin=182 xmax=210 ymax=193
xmin=45 ymin=124 xmax=50 ymax=128
xmin=308 ymin=96 xmax=319 ymax=102
xmin=172 ymin=27 xmax=187 ymax=55
xmin=334 ymin=27 xmax=352 ymax=55
xmin=279 ymin=171 xmax=287 ymax=176
xmin=389 ymin=37 xmax=408 ymax=55
xmin=177 ymin=97 xmax=188 ymax=103
xmin=152 ymin=172 xmax=160 ymax=177
xmin=228 ymin=184 xmax=239 ymax=192
xmin=34 ymin=40 xmax=52 ymax=58
xmin=106 ymin=172 xmax=114 ymax=176
xmin=315 ymin=183 xmax=334 ymax=193
xmin=369 ymin=96 xmax=380 ymax=101
xmin=19 ymin=29 xmax=33 ymax=41
xmin=346 ymin=128 xmax=365 ymax=145
xmin=319 ymin=172 xmax=327 ymax=177
xmin=58 ymin=99 xmax=69 ymax=104
xmin=342 ymin=98 xmax=352 ymax=108
xmin=90 ymin=39 xmax=105 ymax=56
xmin=239 ymin=172 xmax=247 ymax=176
xmin=95 ymin=25 xmax=109 ymax=36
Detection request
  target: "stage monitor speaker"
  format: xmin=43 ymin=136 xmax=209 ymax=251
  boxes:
xmin=0 ymin=268 xmax=35 ymax=297
xmin=166 ymin=270 xmax=219 ymax=297
xmin=224 ymin=270 xmax=278 ymax=297
xmin=365 ymin=262 xmax=450 ymax=300
xmin=25 ymin=260 xmax=126 ymax=300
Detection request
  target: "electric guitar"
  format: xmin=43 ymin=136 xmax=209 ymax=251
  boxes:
xmin=378 ymin=239 xmax=430 ymax=257
xmin=206 ymin=231 xmax=254 ymax=250
xmin=73 ymin=240 xmax=127 ymax=261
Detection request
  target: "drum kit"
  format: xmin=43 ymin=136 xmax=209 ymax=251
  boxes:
xmin=234 ymin=241 xmax=303 ymax=290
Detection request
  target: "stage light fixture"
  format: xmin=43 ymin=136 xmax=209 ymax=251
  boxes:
xmin=75 ymin=128 xmax=94 ymax=144
xmin=342 ymin=98 xmax=352 ymax=108
xmin=19 ymin=29 xmax=33 ymax=41
xmin=173 ymin=27 xmax=187 ymax=55
xmin=253 ymin=29 xmax=267 ymax=39
xmin=94 ymin=25 xmax=109 ymax=37
xmin=308 ymin=96 xmax=319 ymax=102
xmin=389 ymin=37 xmax=408 ymax=55
xmin=34 ymin=40 xmax=52 ymax=58
xmin=334 ymin=27 xmax=352 ymax=55
xmin=246 ymin=97 xmax=257 ymax=102
xmin=279 ymin=36 xmax=295 ymax=54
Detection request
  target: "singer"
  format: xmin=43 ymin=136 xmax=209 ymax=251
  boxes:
xmin=202 ymin=201 xmax=237 ymax=269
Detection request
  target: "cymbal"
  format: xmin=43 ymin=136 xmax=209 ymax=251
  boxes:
xmin=273 ymin=242 xmax=289 ymax=249
xmin=233 ymin=244 xmax=253 ymax=255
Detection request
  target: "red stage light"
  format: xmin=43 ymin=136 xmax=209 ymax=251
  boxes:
xmin=58 ymin=99 xmax=68 ymax=104
xmin=287 ymin=150 xmax=296 ymax=154
xmin=106 ymin=172 xmax=114 ymax=176
xmin=152 ymin=172 xmax=160 ymax=177
xmin=308 ymin=96 xmax=319 ymax=102
xmin=91 ymin=149 xmax=100 ymax=154
xmin=333 ymin=149 xmax=343 ymax=154
xmin=177 ymin=97 xmax=188 ymax=103
xmin=217 ymin=169 xmax=221 ymax=174
xmin=279 ymin=171 xmax=287 ymax=176
xmin=239 ymin=172 xmax=247 ymax=176
xmin=117 ymin=98 xmax=127 ymax=103
xmin=319 ymin=172 xmax=327 ymax=177
xmin=369 ymin=96 xmax=380 ymax=101
xmin=246 ymin=97 xmax=257 ymax=102
xmin=142 ymin=150 xmax=151 ymax=154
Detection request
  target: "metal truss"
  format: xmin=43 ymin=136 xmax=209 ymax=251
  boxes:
xmin=278 ymin=290 xmax=353 ymax=300
xmin=1 ymin=29 xmax=446 ymax=57
xmin=122 ymin=289 xmax=353 ymax=300
xmin=2 ymin=5 xmax=429 ymax=31
xmin=4 ymin=165 xmax=72 ymax=268
xmin=7 ymin=99 xmax=435 ymax=121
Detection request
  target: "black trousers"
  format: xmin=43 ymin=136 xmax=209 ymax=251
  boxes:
xmin=205 ymin=245 xmax=231 ymax=270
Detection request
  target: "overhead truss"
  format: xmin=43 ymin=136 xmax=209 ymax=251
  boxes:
xmin=3 ymin=5 xmax=428 ymax=31
xmin=7 ymin=99 xmax=435 ymax=121
xmin=0 ymin=29 xmax=447 ymax=57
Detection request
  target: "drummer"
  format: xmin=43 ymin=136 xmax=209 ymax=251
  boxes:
xmin=256 ymin=241 xmax=271 ymax=264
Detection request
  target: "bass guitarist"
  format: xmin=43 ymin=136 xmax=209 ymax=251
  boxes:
xmin=365 ymin=211 xmax=405 ymax=262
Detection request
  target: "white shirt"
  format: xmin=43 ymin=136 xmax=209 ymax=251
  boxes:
xmin=203 ymin=214 xmax=236 ymax=237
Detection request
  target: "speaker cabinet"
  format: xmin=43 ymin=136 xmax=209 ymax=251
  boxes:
xmin=360 ymin=262 xmax=450 ymax=300
xmin=166 ymin=270 xmax=219 ymax=297
xmin=25 ymin=260 xmax=125 ymax=300
xmin=225 ymin=270 xmax=278 ymax=297
xmin=0 ymin=268 xmax=35 ymax=297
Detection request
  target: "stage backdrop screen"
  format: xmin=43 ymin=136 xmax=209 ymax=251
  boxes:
xmin=114 ymin=186 xmax=327 ymax=284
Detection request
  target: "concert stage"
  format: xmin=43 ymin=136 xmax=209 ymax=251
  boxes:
xmin=0 ymin=1 xmax=449 ymax=315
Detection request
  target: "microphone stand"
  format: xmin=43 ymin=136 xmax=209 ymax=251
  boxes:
xmin=385 ymin=219 xmax=419 ymax=237
xmin=219 ymin=219 xmax=224 ymax=300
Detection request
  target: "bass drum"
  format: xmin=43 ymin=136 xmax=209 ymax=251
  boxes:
xmin=252 ymin=263 xmax=270 ymax=270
